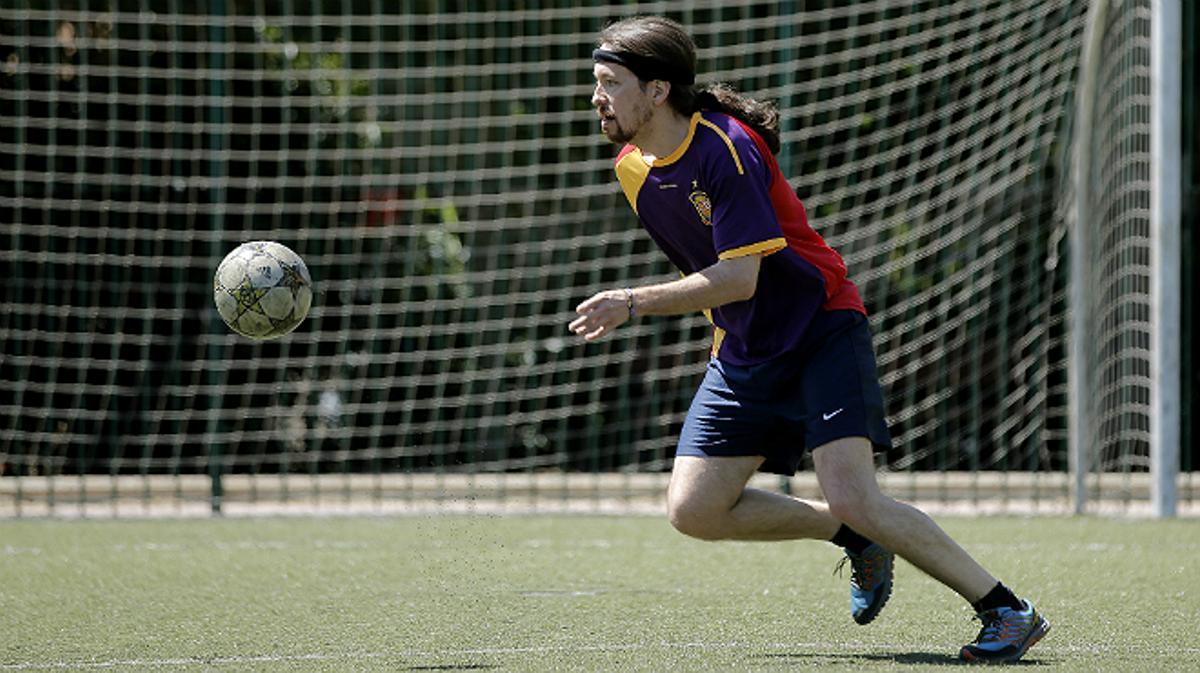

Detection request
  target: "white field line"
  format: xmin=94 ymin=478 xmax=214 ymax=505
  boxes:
xmin=3 ymin=640 xmax=1198 ymax=670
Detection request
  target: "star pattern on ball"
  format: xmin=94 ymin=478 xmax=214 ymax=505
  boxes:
xmin=277 ymin=262 xmax=309 ymax=290
xmin=233 ymin=280 xmax=270 ymax=312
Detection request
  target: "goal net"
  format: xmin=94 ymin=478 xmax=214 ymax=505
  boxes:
xmin=1070 ymin=0 xmax=1192 ymax=514
xmin=0 ymin=1 xmax=1182 ymax=515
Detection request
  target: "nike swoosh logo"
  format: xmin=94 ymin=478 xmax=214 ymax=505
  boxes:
xmin=822 ymin=409 xmax=844 ymax=421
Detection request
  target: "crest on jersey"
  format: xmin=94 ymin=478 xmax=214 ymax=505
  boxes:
xmin=689 ymin=186 xmax=712 ymax=227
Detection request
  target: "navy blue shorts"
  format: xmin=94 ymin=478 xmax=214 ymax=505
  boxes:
xmin=676 ymin=310 xmax=892 ymax=475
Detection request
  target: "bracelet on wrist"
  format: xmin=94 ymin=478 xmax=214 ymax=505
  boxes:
xmin=623 ymin=287 xmax=636 ymax=319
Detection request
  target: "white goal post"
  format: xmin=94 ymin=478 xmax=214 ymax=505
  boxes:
xmin=1150 ymin=0 xmax=1182 ymax=518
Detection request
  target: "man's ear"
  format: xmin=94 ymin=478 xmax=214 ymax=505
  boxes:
xmin=652 ymin=81 xmax=671 ymax=105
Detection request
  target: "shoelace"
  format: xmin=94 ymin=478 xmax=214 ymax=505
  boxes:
xmin=833 ymin=553 xmax=876 ymax=588
xmin=972 ymin=611 xmax=1003 ymax=643
xmin=972 ymin=608 xmax=1029 ymax=644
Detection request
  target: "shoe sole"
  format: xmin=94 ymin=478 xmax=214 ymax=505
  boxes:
xmin=852 ymin=585 xmax=891 ymax=625
xmin=960 ymin=615 xmax=1051 ymax=664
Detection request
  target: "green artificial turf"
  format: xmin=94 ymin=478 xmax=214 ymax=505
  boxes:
xmin=2 ymin=514 xmax=1197 ymax=671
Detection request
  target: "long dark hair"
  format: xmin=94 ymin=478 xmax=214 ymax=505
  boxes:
xmin=597 ymin=16 xmax=782 ymax=154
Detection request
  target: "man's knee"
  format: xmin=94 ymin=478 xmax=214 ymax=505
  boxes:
xmin=665 ymin=465 xmax=742 ymax=541
xmin=824 ymin=488 xmax=892 ymax=534
xmin=824 ymin=492 xmax=871 ymax=530
xmin=666 ymin=455 xmax=761 ymax=540
xmin=666 ymin=494 xmax=727 ymax=541
xmin=813 ymin=437 xmax=889 ymax=530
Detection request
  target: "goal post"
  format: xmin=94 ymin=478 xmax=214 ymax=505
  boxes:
xmin=1069 ymin=0 xmax=1106 ymax=515
xmin=1150 ymin=0 xmax=1182 ymax=517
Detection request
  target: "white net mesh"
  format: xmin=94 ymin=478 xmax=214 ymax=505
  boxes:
xmin=5 ymin=1 xmax=1169 ymax=514
xmin=1071 ymin=0 xmax=1166 ymax=508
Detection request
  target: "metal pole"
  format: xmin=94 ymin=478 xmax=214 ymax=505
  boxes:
xmin=1069 ymin=1 xmax=1108 ymax=515
xmin=1150 ymin=0 xmax=1182 ymax=518
xmin=206 ymin=0 xmax=229 ymax=515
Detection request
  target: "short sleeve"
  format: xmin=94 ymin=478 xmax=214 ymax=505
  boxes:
xmin=703 ymin=126 xmax=787 ymax=260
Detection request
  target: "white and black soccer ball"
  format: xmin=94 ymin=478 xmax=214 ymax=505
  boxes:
xmin=213 ymin=241 xmax=313 ymax=340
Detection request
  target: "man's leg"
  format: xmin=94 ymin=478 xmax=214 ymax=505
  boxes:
xmin=666 ymin=455 xmax=841 ymax=542
xmin=811 ymin=436 xmax=997 ymax=602
xmin=667 ymin=453 xmax=894 ymax=625
xmin=810 ymin=438 xmax=1052 ymax=663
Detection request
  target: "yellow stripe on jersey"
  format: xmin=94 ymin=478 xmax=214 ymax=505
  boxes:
xmin=615 ymin=149 xmax=652 ymax=215
xmin=711 ymin=325 xmax=726 ymax=359
xmin=651 ymin=113 xmax=744 ymax=176
xmin=701 ymin=307 xmax=727 ymax=360
xmin=718 ymin=237 xmax=786 ymax=260
xmin=654 ymin=114 xmax=700 ymax=166
xmin=696 ymin=117 xmax=744 ymax=175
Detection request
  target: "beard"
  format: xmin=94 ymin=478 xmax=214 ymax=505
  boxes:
xmin=602 ymin=98 xmax=655 ymax=145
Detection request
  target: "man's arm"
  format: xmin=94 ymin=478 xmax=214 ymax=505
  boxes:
xmin=568 ymin=254 xmax=761 ymax=342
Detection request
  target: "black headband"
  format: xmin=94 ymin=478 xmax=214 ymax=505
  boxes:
xmin=593 ymin=48 xmax=695 ymax=86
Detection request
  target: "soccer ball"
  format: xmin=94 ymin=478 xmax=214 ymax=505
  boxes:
xmin=213 ymin=241 xmax=313 ymax=340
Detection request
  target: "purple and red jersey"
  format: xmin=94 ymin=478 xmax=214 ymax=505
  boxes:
xmin=613 ymin=110 xmax=865 ymax=366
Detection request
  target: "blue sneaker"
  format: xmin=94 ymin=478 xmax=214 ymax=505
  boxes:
xmin=836 ymin=543 xmax=894 ymax=625
xmin=960 ymin=599 xmax=1050 ymax=663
